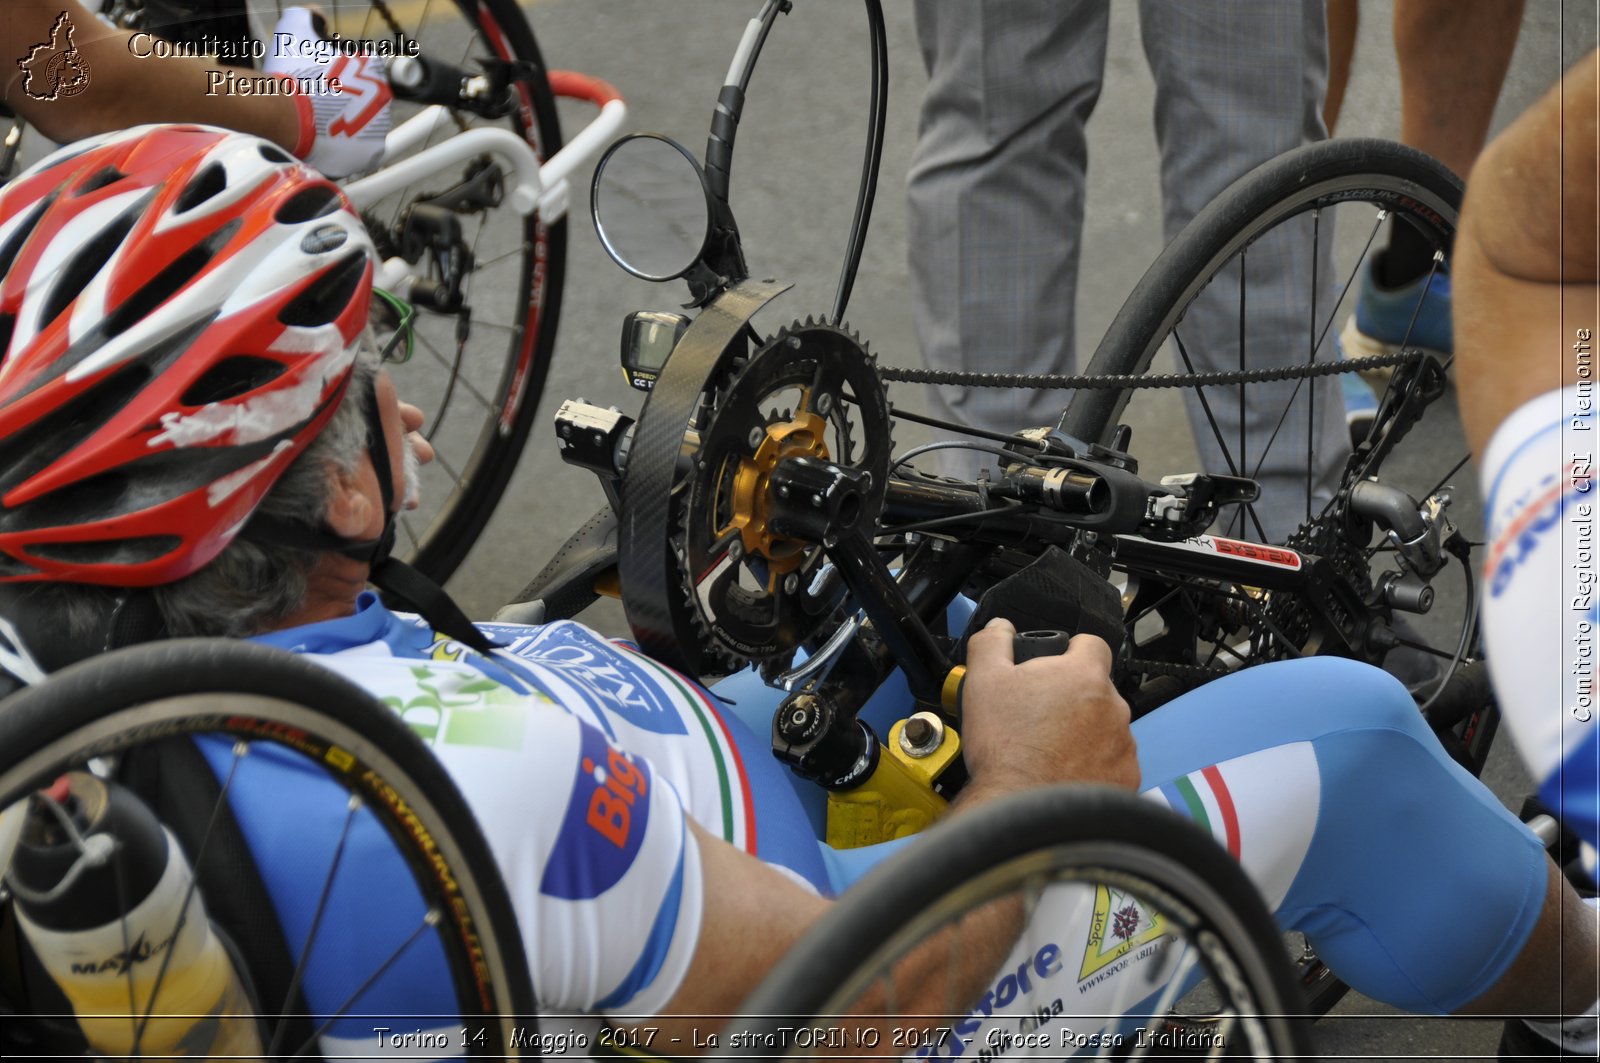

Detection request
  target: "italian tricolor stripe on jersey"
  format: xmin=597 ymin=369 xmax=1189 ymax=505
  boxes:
xmin=1160 ymin=765 xmax=1242 ymax=858
xmin=624 ymin=646 xmax=758 ymax=855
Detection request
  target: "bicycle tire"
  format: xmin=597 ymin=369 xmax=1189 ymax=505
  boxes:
xmin=0 ymin=638 xmax=535 ymax=1058
xmin=719 ymin=786 xmax=1309 ymax=1061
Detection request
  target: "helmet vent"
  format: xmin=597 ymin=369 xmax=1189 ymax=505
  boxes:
xmin=174 ymin=163 xmax=227 ymax=214
xmin=0 ymin=363 xmax=151 ymax=498
xmin=278 ymin=250 xmax=367 ymax=327
xmin=0 ymin=194 xmax=57 ymax=286
xmin=259 ymin=144 xmax=295 ymax=165
xmin=2 ymin=427 xmax=290 ymax=532
xmin=105 ymin=219 xmax=240 ymax=338
xmin=275 ymin=185 xmax=341 ymax=224
xmin=26 ymin=536 xmax=181 ymax=566
xmin=181 ymin=355 xmax=287 ymax=406
xmin=75 ymin=167 xmax=128 ymax=197
xmin=0 ymin=314 xmax=14 ymax=365
xmin=39 ymin=199 xmax=146 ymax=333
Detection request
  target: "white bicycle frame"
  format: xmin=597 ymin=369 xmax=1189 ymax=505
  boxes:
xmin=344 ymin=71 xmax=627 ymax=291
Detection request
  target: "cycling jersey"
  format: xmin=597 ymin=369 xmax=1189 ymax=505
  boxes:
xmin=1481 ymin=383 xmax=1599 ymax=873
xmin=213 ymin=594 xmax=1547 ymax=1058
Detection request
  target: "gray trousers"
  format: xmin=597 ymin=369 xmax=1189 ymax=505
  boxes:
xmin=907 ymin=0 xmax=1346 ymax=541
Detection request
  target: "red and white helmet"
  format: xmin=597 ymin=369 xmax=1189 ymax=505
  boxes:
xmin=0 ymin=124 xmax=374 ymax=586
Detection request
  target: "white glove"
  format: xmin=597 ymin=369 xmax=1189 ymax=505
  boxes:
xmin=264 ymin=7 xmax=392 ymax=178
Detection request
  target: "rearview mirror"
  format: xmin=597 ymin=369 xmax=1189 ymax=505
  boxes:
xmin=591 ymin=134 xmax=713 ymax=282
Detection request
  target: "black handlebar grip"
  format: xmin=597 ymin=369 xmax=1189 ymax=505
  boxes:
xmin=1013 ymin=629 xmax=1072 ymax=662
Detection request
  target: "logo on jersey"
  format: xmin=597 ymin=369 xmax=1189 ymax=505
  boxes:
xmin=1487 ymin=469 xmax=1567 ymax=598
xmin=1079 ymin=886 xmax=1167 ymax=981
xmin=523 ymin=624 xmax=688 ymax=736
xmin=384 ymin=664 xmax=529 ymax=752
xmin=541 ymin=722 xmax=653 ymax=900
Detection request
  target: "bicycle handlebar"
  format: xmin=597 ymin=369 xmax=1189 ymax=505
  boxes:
xmin=348 ymin=65 xmax=627 ymax=221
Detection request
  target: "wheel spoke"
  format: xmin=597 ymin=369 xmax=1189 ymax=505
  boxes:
xmin=414 ymin=327 xmax=499 ymax=419
xmin=292 ymin=910 xmax=443 ymax=1057
xmin=134 ymin=742 xmax=249 ymax=1053
xmin=268 ymin=795 xmax=365 ymax=1057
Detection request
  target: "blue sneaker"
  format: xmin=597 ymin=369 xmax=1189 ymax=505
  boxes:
xmin=1336 ymin=253 xmax=1452 ymax=444
xmin=1337 ymin=252 xmax=1453 ymax=372
xmin=1340 ymin=366 xmax=1378 ymax=447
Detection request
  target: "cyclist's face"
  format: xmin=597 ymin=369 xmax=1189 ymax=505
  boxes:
xmin=375 ymin=370 xmax=433 ymax=509
xmin=338 ymin=370 xmax=433 ymax=542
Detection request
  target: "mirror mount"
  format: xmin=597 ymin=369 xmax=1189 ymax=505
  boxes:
xmin=682 ymin=206 xmax=749 ymax=307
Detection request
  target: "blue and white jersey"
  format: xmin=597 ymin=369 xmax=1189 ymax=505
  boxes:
xmin=1481 ymin=384 xmax=1599 ymax=872
xmin=225 ymin=593 xmax=826 ymax=1050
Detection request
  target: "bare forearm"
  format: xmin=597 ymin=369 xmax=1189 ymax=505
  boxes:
xmin=4 ymin=0 xmax=299 ymax=150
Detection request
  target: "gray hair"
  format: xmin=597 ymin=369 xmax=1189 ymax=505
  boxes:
xmin=25 ymin=343 xmax=381 ymax=641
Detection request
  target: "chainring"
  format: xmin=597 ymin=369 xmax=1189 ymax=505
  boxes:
xmin=678 ymin=319 xmax=892 ymax=665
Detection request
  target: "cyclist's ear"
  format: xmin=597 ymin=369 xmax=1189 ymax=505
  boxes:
xmin=324 ymin=459 xmax=381 ymax=541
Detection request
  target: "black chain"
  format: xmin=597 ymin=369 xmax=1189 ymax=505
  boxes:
xmin=1126 ymin=657 xmax=1232 ymax=682
xmin=875 ymin=348 xmax=1423 ymax=391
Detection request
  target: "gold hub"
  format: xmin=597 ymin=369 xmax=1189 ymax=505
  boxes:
xmin=718 ymin=403 xmax=830 ymax=583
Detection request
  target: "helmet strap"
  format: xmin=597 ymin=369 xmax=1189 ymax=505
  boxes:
xmin=243 ymin=375 xmax=498 ymax=655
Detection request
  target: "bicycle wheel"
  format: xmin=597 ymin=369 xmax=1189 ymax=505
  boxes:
xmin=1060 ymin=141 xmax=1478 ymax=699
xmin=718 ymin=787 xmax=1309 ymax=1060
xmin=333 ymin=0 xmax=566 ymax=582
xmin=0 ymin=639 xmax=534 ymax=1058
xmin=1060 ymin=138 xmax=1459 ymax=532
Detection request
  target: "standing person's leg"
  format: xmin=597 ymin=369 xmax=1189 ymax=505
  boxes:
xmin=1140 ymin=0 xmax=1345 ymax=542
xmin=906 ymin=0 xmax=1110 ymax=477
xmin=1324 ymin=0 xmax=1360 ymax=133
xmin=1340 ymin=0 xmax=1526 ymax=378
xmin=1395 ymin=0 xmax=1525 ymax=186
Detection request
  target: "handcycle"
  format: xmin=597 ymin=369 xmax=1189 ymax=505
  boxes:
xmin=3 ymin=0 xmax=629 ymax=583
xmin=516 ymin=0 xmax=1497 ymax=1050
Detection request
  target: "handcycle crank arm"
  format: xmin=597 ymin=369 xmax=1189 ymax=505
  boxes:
xmin=822 ymin=528 xmax=957 ymax=711
xmin=766 ymin=459 xmax=959 ymax=710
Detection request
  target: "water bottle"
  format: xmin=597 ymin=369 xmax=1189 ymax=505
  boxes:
xmin=8 ymin=771 xmax=265 ymax=1059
